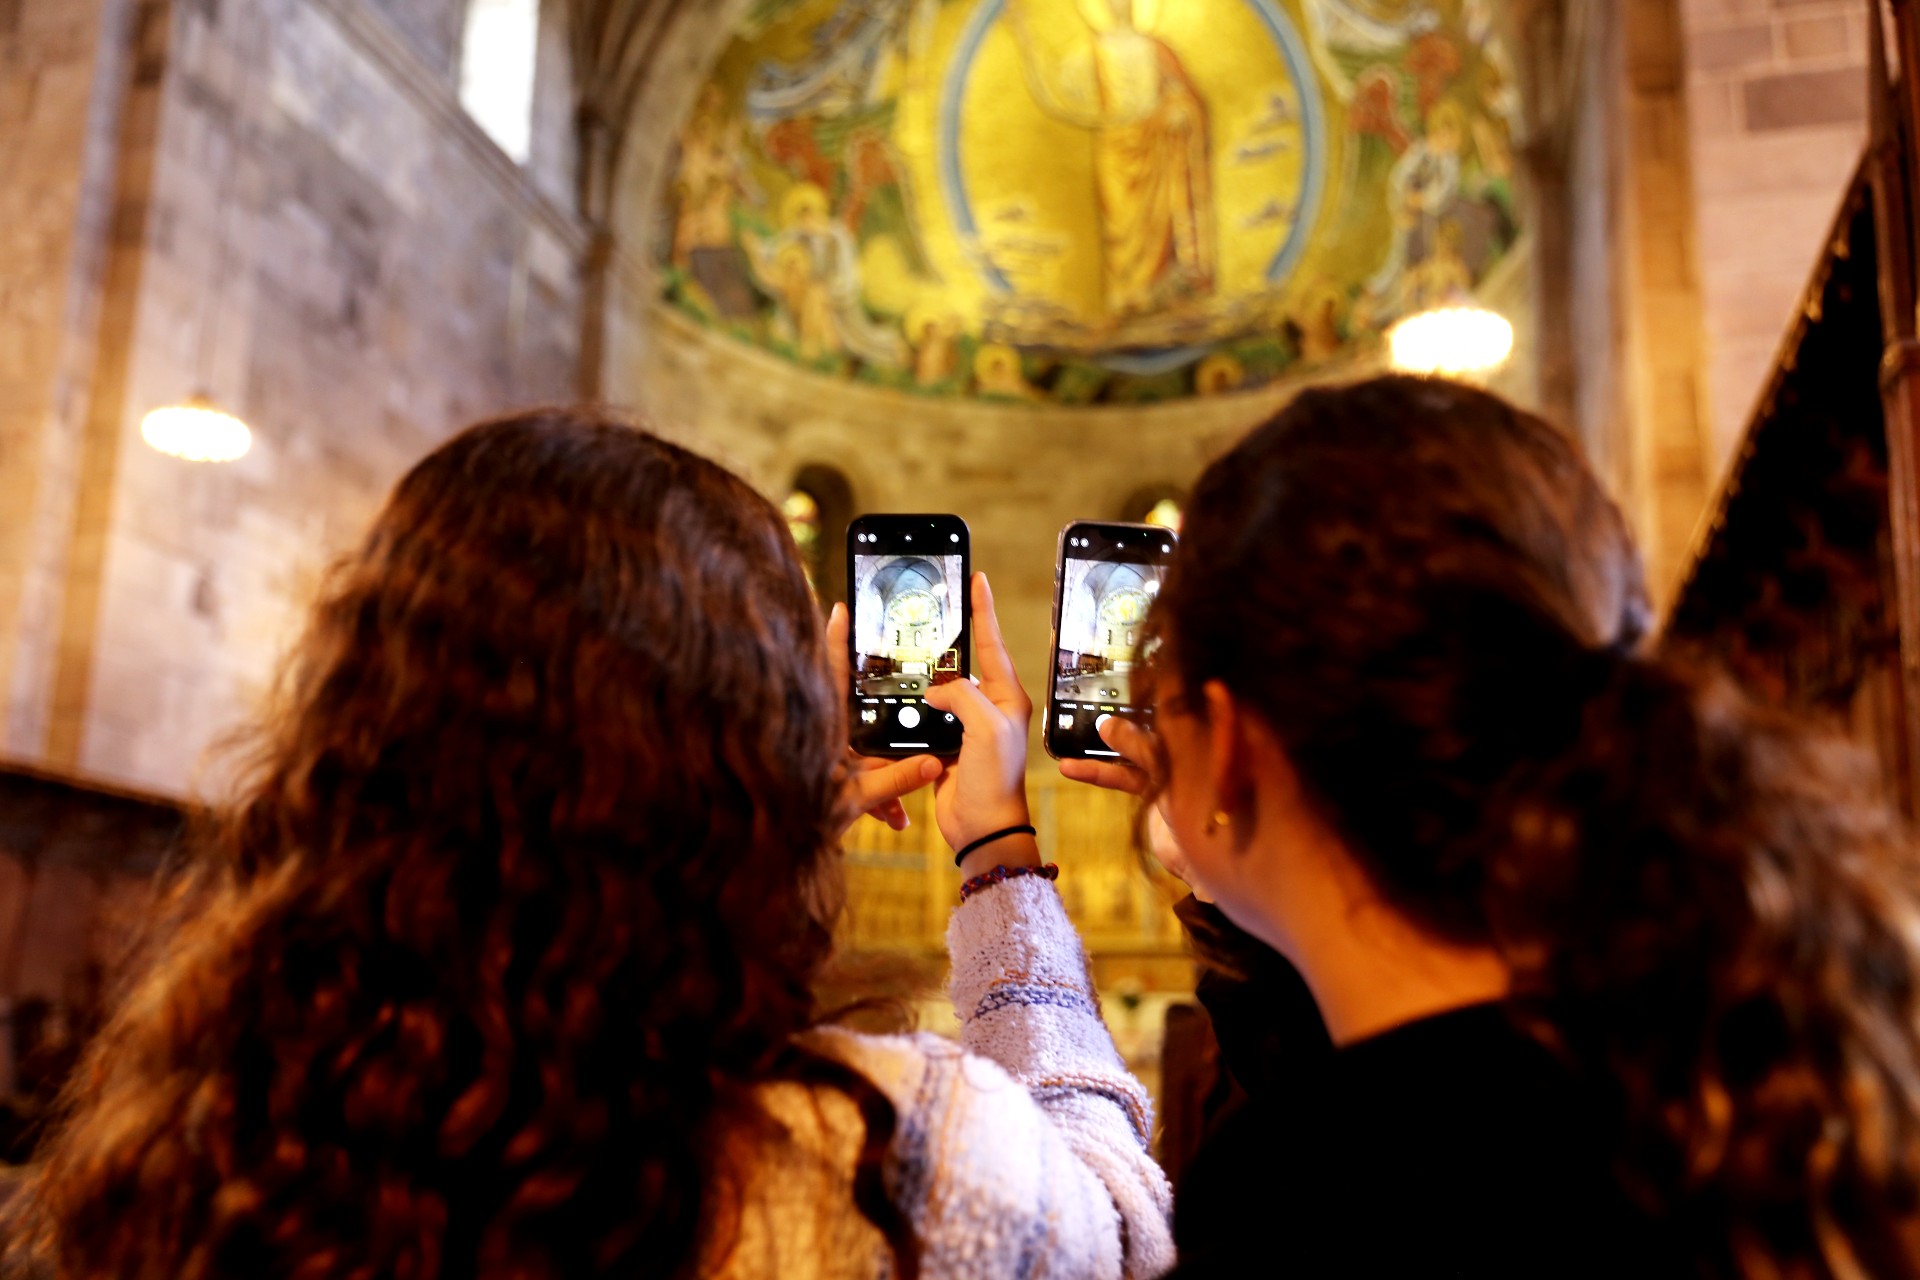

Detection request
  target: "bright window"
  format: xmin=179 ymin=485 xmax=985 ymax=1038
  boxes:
xmin=459 ymin=0 xmax=539 ymax=163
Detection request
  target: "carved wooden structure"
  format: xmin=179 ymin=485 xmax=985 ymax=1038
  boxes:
xmin=1667 ymin=0 xmax=1920 ymax=816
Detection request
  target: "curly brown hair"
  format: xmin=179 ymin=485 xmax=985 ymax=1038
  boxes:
xmin=1145 ymin=375 xmax=1920 ymax=1277
xmin=4 ymin=410 xmax=911 ymax=1278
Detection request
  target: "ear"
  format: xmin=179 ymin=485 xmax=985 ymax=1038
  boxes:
xmin=1202 ymin=681 xmax=1302 ymax=839
xmin=1199 ymin=680 xmax=1255 ymax=817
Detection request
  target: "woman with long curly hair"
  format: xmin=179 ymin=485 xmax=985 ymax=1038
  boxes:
xmin=1069 ymin=375 xmax=1920 ymax=1277
xmin=4 ymin=410 xmax=1172 ymax=1279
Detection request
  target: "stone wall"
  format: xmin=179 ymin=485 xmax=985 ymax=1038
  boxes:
xmin=616 ymin=292 xmax=1538 ymax=756
xmin=1545 ymin=0 xmax=1848 ymax=607
xmin=0 ymin=0 xmax=587 ymax=798
xmin=1681 ymin=0 xmax=1870 ymax=465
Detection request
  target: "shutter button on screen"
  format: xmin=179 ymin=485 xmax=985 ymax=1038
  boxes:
xmin=897 ymin=705 xmax=922 ymax=729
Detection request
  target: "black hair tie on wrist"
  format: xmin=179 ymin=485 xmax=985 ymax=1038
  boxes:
xmin=953 ymin=824 xmax=1038 ymax=868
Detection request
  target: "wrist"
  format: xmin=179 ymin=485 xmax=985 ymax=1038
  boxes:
xmin=950 ymin=800 xmax=1032 ymax=853
xmin=958 ymin=833 xmax=1042 ymax=878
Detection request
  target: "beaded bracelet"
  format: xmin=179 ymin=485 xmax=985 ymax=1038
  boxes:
xmin=959 ymin=862 xmax=1060 ymax=902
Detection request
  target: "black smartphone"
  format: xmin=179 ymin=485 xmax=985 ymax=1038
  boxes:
xmin=847 ymin=513 xmax=970 ymax=758
xmin=1045 ymin=520 xmax=1177 ymax=762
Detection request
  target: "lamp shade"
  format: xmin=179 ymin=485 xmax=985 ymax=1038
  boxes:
xmin=140 ymin=394 xmax=251 ymax=463
xmin=1386 ymin=306 xmax=1515 ymax=378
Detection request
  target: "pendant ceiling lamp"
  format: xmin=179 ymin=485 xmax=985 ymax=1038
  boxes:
xmin=140 ymin=394 xmax=252 ymax=462
xmin=1386 ymin=306 xmax=1515 ymax=380
xmin=142 ymin=22 xmax=259 ymax=464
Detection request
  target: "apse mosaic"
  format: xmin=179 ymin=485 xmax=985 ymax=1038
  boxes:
xmin=659 ymin=0 xmax=1519 ymax=404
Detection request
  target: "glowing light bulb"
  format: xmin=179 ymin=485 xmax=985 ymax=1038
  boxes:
xmin=140 ymin=395 xmax=251 ymax=463
xmin=1386 ymin=307 xmax=1514 ymax=378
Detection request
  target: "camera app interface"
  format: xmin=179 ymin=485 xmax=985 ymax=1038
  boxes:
xmin=850 ymin=521 xmax=966 ymax=753
xmin=1052 ymin=526 xmax=1171 ymax=758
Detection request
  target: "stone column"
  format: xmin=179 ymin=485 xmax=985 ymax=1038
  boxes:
xmin=1622 ymin=0 xmax=1715 ymax=606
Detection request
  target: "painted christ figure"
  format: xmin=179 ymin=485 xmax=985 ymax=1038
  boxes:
xmin=1009 ymin=0 xmax=1218 ymax=320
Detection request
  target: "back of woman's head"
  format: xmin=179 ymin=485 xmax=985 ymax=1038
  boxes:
xmin=8 ymin=410 xmax=858 ymax=1277
xmin=1154 ymin=375 xmax=1920 ymax=1277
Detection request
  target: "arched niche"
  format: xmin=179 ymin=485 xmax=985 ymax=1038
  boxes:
xmin=785 ymin=462 xmax=855 ymax=608
xmin=1121 ymin=484 xmax=1186 ymax=533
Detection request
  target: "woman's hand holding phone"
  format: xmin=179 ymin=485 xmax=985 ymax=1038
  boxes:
xmin=923 ymin=574 xmax=1043 ymax=877
xmin=828 ymin=602 xmax=941 ymax=834
xmin=1058 ymin=714 xmax=1154 ymax=795
xmin=1060 ymin=715 xmax=1211 ymax=902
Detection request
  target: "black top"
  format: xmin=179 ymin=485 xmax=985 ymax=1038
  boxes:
xmin=1170 ymin=900 xmax=1686 ymax=1279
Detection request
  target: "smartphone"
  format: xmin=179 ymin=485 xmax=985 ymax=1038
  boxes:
xmin=1045 ymin=520 xmax=1177 ymax=762
xmin=847 ymin=513 xmax=970 ymax=758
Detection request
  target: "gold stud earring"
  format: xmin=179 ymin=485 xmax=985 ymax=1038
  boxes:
xmin=1204 ymin=809 xmax=1231 ymax=836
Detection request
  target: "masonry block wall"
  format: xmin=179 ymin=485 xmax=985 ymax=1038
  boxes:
xmin=0 ymin=0 xmax=587 ymax=798
xmin=1681 ymin=0 xmax=1871 ymax=465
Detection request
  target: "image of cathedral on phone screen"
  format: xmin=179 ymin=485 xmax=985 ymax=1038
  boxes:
xmin=852 ymin=554 xmax=964 ymax=696
xmin=1055 ymin=559 xmax=1163 ymax=707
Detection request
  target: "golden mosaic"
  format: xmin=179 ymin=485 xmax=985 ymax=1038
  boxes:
xmin=660 ymin=0 xmax=1520 ymax=403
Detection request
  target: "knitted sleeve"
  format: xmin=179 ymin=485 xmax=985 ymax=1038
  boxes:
xmin=942 ymin=875 xmax=1176 ymax=1278
xmin=806 ymin=876 xmax=1175 ymax=1278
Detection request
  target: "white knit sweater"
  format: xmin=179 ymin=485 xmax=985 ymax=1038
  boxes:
xmin=699 ymin=877 xmax=1176 ymax=1279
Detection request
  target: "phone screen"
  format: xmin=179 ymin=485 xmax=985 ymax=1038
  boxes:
xmin=847 ymin=514 xmax=970 ymax=758
xmin=1046 ymin=521 xmax=1176 ymax=761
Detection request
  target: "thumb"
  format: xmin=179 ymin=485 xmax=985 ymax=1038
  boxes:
xmin=1097 ymin=714 xmax=1155 ymax=768
xmin=924 ymin=679 xmax=998 ymax=736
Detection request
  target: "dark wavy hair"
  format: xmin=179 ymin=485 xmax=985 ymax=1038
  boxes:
xmin=1145 ymin=375 xmax=1920 ymax=1277
xmin=4 ymin=410 xmax=912 ymax=1278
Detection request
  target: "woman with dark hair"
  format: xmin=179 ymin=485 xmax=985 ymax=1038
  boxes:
xmin=4 ymin=411 xmax=1172 ymax=1278
xmin=1068 ymin=375 xmax=1920 ymax=1277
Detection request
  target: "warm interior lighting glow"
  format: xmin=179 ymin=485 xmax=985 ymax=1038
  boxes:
xmin=1386 ymin=306 xmax=1515 ymax=378
xmin=141 ymin=396 xmax=252 ymax=463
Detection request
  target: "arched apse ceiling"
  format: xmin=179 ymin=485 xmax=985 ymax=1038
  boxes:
xmin=639 ymin=0 xmax=1525 ymax=405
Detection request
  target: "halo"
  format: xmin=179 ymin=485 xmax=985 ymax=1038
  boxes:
xmin=780 ymin=182 xmax=830 ymax=229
